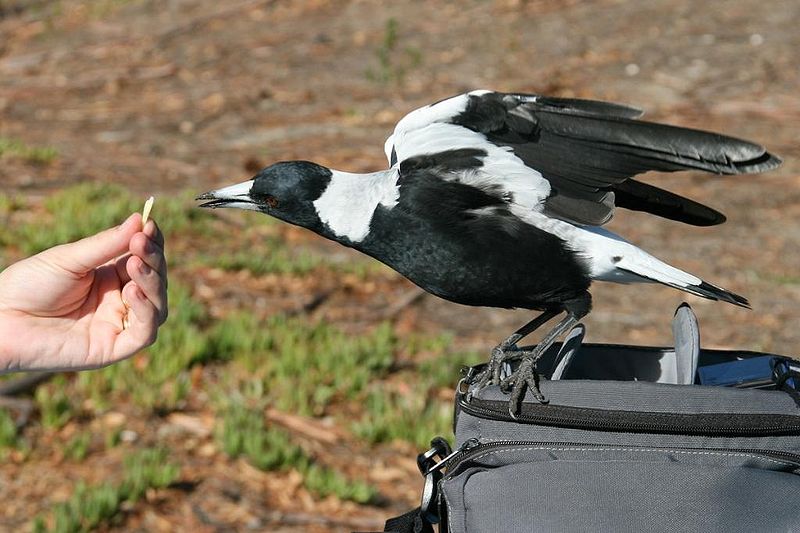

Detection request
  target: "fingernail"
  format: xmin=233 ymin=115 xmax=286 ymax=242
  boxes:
xmin=138 ymin=262 xmax=151 ymax=275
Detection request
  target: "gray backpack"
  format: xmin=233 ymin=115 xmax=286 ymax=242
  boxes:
xmin=375 ymin=305 xmax=800 ymax=533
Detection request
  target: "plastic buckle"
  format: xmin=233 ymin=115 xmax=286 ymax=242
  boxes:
xmin=772 ymin=358 xmax=800 ymax=390
xmin=772 ymin=358 xmax=800 ymax=408
xmin=416 ymin=436 xmax=452 ymax=524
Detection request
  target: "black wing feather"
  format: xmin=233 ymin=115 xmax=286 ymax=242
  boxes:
xmin=522 ymin=95 xmax=645 ymax=120
xmin=613 ymin=179 xmax=726 ymax=227
xmin=452 ymin=92 xmax=781 ymax=226
xmin=532 ymin=110 xmax=779 ymax=175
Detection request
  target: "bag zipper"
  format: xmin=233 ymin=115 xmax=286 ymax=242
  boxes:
xmin=459 ymin=394 xmax=800 ymax=437
xmin=440 ymin=438 xmax=800 ymax=477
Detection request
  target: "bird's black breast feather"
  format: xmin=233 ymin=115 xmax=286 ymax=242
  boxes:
xmin=448 ymin=91 xmax=780 ymax=227
xmin=360 ymin=165 xmax=591 ymax=309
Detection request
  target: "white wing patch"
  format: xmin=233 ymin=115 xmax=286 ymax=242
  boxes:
xmin=395 ymin=122 xmax=551 ymax=211
xmin=313 ymin=169 xmax=399 ymax=243
xmin=392 ymin=91 xmax=487 ymax=133
xmin=384 ymin=92 xmax=480 ymax=166
xmin=389 ymin=90 xmax=550 ymax=213
xmin=385 ymin=90 xmax=489 ymax=165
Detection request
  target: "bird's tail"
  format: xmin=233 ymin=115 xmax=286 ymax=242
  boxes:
xmin=614 ymin=263 xmax=750 ymax=309
xmin=584 ymin=227 xmax=751 ymax=309
xmin=660 ymin=278 xmax=750 ymax=308
xmin=685 ymin=280 xmax=750 ymax=308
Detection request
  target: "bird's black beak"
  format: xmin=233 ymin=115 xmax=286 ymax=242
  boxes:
xmin=196 ymin=179 xmax=257 ymax=210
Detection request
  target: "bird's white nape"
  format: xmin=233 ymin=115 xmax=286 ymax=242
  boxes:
xmin=312 ymin=169 xmax=399 ymax=243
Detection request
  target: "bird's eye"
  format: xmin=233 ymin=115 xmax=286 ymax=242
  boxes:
xmin=265 ymin=195 xmax=279 ymax=208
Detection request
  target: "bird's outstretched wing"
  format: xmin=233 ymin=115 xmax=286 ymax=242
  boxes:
xmin=386 ymin=90 xmax=781 ymax=226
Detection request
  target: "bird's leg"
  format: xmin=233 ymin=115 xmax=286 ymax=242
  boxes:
xmin=502 ymin=312 xmax=581 ymax=416
xmin=475 ymin=308 xmax=560 ymax=389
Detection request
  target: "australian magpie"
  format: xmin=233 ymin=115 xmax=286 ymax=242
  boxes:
xmin=198 ymin=90 xmax=781 ymax=413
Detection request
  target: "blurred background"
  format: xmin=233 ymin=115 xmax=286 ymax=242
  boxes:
xmin=0 ymin=0 xmax=798 ymax=531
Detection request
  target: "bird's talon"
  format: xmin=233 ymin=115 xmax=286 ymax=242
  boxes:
xmin=473 ymin=368 xmax=491 ymax=390
xmin=530 ymin=381 xmax=549 ymax=404
xmin=499 ymin=376 xmax=514 ymax=394
xmin=508 ymin=378 xmax=527 ymax=418
xmin=499 ymin=355 xmax=549 ymax=411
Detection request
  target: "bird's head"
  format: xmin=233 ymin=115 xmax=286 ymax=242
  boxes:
xmin=197 ymin=161 xmax=331 ymax=230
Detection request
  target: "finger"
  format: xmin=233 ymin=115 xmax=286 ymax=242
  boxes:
xmin=129 ymin=232 xmax=166 ymax=277
xmin=126 ymin=255 xmax=167 ymax=323
xmin=114 ymin=282 xmax=159 ymax=359
xmin=143 ymin=220 xmax=164 ymax=248
xmin=44 ymin=213 xmax=142 ymax=275
xmin=114 ymin=253 xmax=133 ymax=285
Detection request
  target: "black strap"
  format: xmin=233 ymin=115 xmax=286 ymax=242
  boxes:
xmin=353 ymin=507 xmax=434 ymax=533
xmin=383 ymin=507 xmax=434 ymax=533
xmin=356 ymin=438 xmax=450 ymax=533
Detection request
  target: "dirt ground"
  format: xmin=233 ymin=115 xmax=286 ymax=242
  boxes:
xmin=1 ymin=0 xmax=799 ymax=531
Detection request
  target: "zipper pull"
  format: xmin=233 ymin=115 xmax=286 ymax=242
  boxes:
xmin=458 ymin=366 xmax=478 ymax=401
xmin=460 ymin=437 xmax=480 ymax=451
xmin=427 ymin=438 xmax=480 ymax=475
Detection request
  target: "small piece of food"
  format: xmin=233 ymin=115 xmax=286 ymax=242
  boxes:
xmin=142 ymin=196 xmax=154 ymax=225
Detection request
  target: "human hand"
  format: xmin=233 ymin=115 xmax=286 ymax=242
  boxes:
xmin=0 ymin=213 xmax=168 ymax=372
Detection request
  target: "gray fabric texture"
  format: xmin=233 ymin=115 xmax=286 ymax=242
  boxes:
xmin=472 ymin=379 xmax=800 ymax=415
xmin=455 ymin=417 xmax=800 ymax=456
xmin=446 ymin=346 xmax=800 ymax=532
xmin=456 ymin=379 xmax=800 ymax=453
xmin=442 ymin=447 xmax=800 ymax=533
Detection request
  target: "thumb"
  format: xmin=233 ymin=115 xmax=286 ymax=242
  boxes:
xmin=44 ymin=213 xmax=142 ymax=274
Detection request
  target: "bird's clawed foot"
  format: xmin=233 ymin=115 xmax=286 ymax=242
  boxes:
xmin=474 ymin=335 xmax=523 ymax=389
xmin=472 ymin=308 xmax=579 ymax=416
xmin=500 ymin=355 xmax=548 ymax=418
xmin=473 ymin=341 xmax=549 ymax=416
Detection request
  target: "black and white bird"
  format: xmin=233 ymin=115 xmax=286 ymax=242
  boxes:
xmin=197 ymin=90 xmax=781 ymax=412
